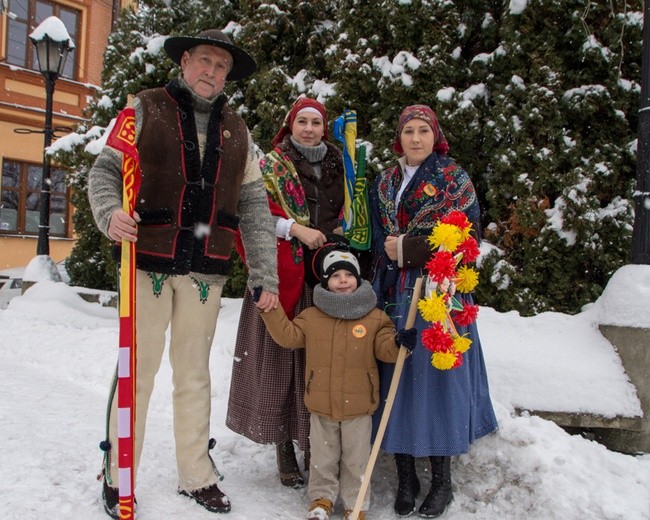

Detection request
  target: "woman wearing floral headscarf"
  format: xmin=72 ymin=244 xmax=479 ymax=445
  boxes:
xmin=370 ymin=105 xmax=498 ymax=518
xmin=227 ymin=97 xmax=345 ymax=489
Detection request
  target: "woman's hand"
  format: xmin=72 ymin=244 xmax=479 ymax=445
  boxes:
xmin=290 ymin=223 xmax=326 ymax=250
xmin=384 ymin=235 xmax=399 ymax=261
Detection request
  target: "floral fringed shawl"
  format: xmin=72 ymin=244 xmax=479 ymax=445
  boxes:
xmin=371 ymin=152 xmax=480 ymax=303
xmin=375 ymin=153 xmax=478 ymax=238
xmin=261 ymin=150 xmax=311 ymax=234
xmin=260 ymin=149 xmax=312 ymax=318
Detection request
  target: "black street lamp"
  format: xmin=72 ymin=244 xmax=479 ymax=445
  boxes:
xmin=632 ymin=2 xmax=650 ymax=264
xmin=28 ymin=17 xmax=73 ymax=256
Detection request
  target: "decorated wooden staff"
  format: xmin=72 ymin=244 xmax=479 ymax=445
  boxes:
xmin=106 ymin=108 xmax=141 ymax=519
xmin=348 ymin=276 xmax=424 ymax=520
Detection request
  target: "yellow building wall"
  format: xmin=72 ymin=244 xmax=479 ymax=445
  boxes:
xmin=0 ymin=0 xmax=119 ymax=271
xmin=0 ymin=236 xmax=72 ymax=270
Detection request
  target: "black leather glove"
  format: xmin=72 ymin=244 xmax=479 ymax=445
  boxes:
xmin=251 ymin=286 xmax=263 ymax=303
xmin=396 ymin=327 xmax=417 ymax=351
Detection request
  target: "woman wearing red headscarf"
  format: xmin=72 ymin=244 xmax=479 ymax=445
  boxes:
xmin=227 ymin=97 xmax=345 ymax=488
xmin=370 ymin=105 xmax=498 ymax=518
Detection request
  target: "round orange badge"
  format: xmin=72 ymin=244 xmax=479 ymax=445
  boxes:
xmin=352 ymin=324 xmax=367 ymax=338
xmin=424 ymin=183 xmax=437 ymax=196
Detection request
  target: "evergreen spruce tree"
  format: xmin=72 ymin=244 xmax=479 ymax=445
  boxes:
xmin=59 ymin=0 xmax=344 ymax=295
xmin=232 ymin=0 xmax=340 ymax=148
xmin=59 ymin=0 xmax=175 ymax=290
xmin=327 ymin=0 xmax=467 ymax=170
xmin=56 ymin=0 xmax=643 ymax=315
xmin=469 ymin=0 xmax=642 ymax=314
xmin=327 ymin=0 xmax=642 ymax=315
xmin=57 ymin=0 xmax=245 ymax=292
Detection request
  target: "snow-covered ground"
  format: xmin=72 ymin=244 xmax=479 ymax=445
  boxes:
xmin=1 ymin=263 xmax=649 ymax=519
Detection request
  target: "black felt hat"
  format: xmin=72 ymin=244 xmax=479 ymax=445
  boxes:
xmin=164 ymin=29 xmax=256 ymax=81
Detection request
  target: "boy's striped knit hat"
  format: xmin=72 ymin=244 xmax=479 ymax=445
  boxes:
xmin=320 ymin=249 xmax=361 ymax=288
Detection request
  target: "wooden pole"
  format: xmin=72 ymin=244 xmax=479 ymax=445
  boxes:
xmin=348 ymin=276 xmax=424 ymax=520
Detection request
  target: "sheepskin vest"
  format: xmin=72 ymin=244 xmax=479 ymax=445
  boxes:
xmin=133 ymin=80 xmax=247 ymax=275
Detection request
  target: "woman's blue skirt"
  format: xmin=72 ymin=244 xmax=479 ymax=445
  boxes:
xmin=372 ymin=271 xmax=498 ymax=457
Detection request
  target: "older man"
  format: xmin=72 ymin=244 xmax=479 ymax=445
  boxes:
xmin=88 ymin=29 xmax=279 ymax=517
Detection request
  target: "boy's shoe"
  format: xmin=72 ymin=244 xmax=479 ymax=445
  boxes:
xmin=179 ymin=483 xmax=231 ymax=513
xmin=344 ymin=509 xmax=366 ymax=520
xmin=306 ymin=498 xmax=334 ymax=520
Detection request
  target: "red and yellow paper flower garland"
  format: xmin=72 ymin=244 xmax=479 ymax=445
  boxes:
xmin=418 ymin=211 xmax=480 ymax=370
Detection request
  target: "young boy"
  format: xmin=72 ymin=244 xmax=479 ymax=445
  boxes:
xmin=257 ymin=246 xmax=416 ymax=520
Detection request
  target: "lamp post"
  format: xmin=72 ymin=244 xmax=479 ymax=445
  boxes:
xmin=28 ymin=16 xmax=73 ymax=256
xmin=632 ymin=1 xmax=650 ymax=264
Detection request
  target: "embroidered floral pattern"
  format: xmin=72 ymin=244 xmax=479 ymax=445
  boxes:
xmin=261 ymin=149 xmax=312 ymax=262
xmin=190 ymin=276 xmax=210 ymax=304
xmin=147 ymin=272 xmax=168 ymax=298
xmin=261 ymin=151 xmax=310 ymax=226
xmin=376 ymin=153 xmax=478 ymax=239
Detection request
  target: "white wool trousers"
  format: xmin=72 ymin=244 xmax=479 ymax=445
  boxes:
xmin=107 ymin=270 xmax=223 ymax=492
xmin=308 ymin=413 xmax=372 ymax=512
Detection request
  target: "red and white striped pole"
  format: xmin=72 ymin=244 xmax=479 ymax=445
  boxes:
xmin=109 ymin=109 xmax=140 ymax=519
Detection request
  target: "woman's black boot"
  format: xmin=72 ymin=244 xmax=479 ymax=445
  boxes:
xmin=394 ymin=454 xmax=420 ymax=516
xmin=276 ymin=440 xmax=305 ymax=488
xmin=418 ymin=456 xmax=452 ymax=518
